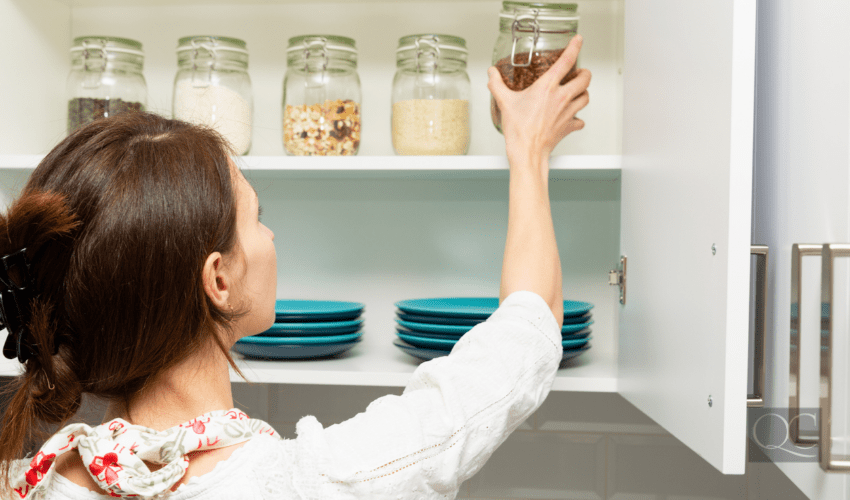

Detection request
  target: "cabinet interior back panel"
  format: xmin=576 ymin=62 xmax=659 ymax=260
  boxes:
xmin=69 ymin=0 xmax=624 ymax=156
xmin=0 ymin=169 xmax=622 ymax=388
xmin=243 ymin=174 xmax=621 ymax=383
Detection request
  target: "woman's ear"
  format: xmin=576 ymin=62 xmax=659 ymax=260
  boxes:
xmin=202 ymin=252 xmax=230 ymax=309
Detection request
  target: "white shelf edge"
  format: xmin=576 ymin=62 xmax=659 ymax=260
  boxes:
xmin=0 ymin=345 xmax=617 ymax=393
xmin=0 ymin=154 xmax=622 ymax=180
xmin=225 ymin=345 xmax=617 ymax=393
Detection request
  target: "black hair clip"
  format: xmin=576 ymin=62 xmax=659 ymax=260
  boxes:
xmin=0 ymin=248 xmax=38 ymax=363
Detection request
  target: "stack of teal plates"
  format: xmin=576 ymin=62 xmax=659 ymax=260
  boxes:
xmin=392 ymin=297 xmax=594 ymax=363
xmin=232 ymin=300 xmax=365 ymax=360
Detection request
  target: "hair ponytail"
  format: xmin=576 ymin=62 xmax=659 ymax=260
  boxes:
xmin=0 ymin=190 xmax=81 ymax=493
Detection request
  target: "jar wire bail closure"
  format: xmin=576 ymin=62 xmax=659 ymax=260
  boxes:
xmin=189 ymin=36 xmax=216 ymax=87
xmin=81 ymin=39 xmax=107 ymax=88
xmin=414 ymin=35 xmax=440 ymax=88
xmin=510 ymin=9 xmax=540 ymax=68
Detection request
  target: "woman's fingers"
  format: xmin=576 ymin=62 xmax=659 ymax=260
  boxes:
xmin=545 ymin=34 xmax=583 ymax=87
xmin=563 ymin=90 xmax=590 ymax=119
xmin=561 ymin=68 xmax=591 ymax=101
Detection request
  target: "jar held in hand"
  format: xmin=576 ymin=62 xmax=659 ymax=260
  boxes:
xmin=172 ymin=36 xmax=253 ymax=155
xmin=491 ymin=1 xmax=580 ymax=133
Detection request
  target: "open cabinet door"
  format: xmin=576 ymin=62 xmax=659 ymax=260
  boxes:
xmin=618 ymin=0 xmax=756 ymax=474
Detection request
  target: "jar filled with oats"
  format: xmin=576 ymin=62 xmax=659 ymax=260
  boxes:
xmin=392 ymin=34 xmax=470 ymax=156
xmin=491 ymin=2 xmax=579 ymax=133
xmin=283 ymin=35 xmax=361 ymax=156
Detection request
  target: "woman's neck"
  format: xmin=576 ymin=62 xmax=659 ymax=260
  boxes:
xmin=102 ymin=344 xmax=235 ymax=431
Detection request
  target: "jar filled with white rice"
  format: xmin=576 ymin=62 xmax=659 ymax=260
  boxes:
xmin=173 ymin=36 xmax=253 ymax=155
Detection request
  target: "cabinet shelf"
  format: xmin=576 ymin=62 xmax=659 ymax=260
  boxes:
xmin=0 ymin=338 xmax=617 ymax=392
xmin=0 ymin=154 xmax=621 ymax=180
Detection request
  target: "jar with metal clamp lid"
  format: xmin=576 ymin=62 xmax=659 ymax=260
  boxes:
xmin=282 ymin=35 xmax=361 ymax=156
xmin=173 ymin=36 xmax=253 ymax=155
xmin=491 ymin=2 xmax=579 ymax=133
xmin=66 ymin=36 xmax=147 ymax=135
xmin=392 ymin=34 xmax=470 ymax=156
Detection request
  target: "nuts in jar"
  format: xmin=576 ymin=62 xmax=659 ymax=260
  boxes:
xmin=283 ymin=99 xmax=361 ymax=156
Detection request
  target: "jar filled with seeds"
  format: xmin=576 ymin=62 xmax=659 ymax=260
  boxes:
xmin=392 ymin=34 xmax=470 ymax=156
xmin=173 ymin=36 xmax=253 ymax=155
xmin=491 ymin=2 xmax=579 ymax=133
xmin=283 ymin=35 xmax=361 ymax=156
xmin=66 ymin=36 xmax=147 ymax=134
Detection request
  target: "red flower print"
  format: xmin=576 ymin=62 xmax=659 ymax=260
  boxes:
xmin=13 ymin=484 xmax=32 ymax=498
xmin=191 ymin=419 xmax=205 ymax=434
xmin=58 ymin=433 xmax=76 ymax=451
xmin=89 ymin=452 xmax=123 ymax=486
xmin=180 ymin=416 xmax=210 ymax=434
xmin=25 ymin=451 xmax=56 ymax=486
xmin=225 ymin=410 xmax=248 ymax=420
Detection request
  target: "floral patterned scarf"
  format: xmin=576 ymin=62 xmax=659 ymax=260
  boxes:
xmin=11 ymin=408 xmax=279 ymax=498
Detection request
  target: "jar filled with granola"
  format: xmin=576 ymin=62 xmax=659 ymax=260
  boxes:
xmin=392 ymin=34 xmax=470 ymax=156
xmin=173 ymin=36 xmax=253 ymax=155
xmin=67 ymin=36 xmax=147 ymax=134
xmin=283 ymin=35 xmax=361 ymax=156
xmin=491 ymin=2 xmax=579 ymax=133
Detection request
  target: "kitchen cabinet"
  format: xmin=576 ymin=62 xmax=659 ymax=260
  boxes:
xmin=0 ymin=0 xmax=756 ymax=476
xmin=751 ymin=0 xmax=850 ymax=497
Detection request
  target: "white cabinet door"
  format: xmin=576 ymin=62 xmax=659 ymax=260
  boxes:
xmin=618 ymin=0 xmax=756 ymax=474
xmin=753 ymin=0 xmax=849 ymax=497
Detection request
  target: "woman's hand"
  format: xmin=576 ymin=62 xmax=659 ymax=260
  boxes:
xmin=488 ymin=34 xmax=591 ymax=168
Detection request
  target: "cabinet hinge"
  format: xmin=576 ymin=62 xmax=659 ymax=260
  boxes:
xmin=608 ymin=255 xmax=627 ymax=305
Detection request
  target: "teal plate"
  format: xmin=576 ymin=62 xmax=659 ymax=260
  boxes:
xmin=396 ymin=318 xmax=593 ymax=335
xmin=395 ymin=326 xmax=592 ymax=341
xmin=238 ymin=331 xmax=362 ymax=345
xmin=257 ymin=319 xmax=363 ymax=337
xmin=396 ymin=331 xmax=591 ymax=350
xmin=275 ymin=300 xmax=364 ymax=322
xmin=395 ymin=297 xmax=594 ymax=319
xmin=395 ymin=310 xmax=592 ymax=326
xmin=393 ymin=338 xmax=591 ymax=362
xmin=232 ymin=339 xmax=361 ymax=360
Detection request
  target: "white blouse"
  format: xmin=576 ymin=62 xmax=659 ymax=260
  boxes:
xmin=7 ymin=290 xmax=563 ymax=500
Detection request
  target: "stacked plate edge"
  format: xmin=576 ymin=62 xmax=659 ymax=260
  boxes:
xmin=392 ymin=297 xmax=594 ymax=363
xmin=232 ymin=299 xmax=365 ymax=360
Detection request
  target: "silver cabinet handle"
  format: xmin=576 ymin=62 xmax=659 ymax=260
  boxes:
xmin=790 ymin=244 xmax=821 ymax=446
xmin=819 ymin=244 xmax=850 ymax=472
xmin=749 ymin=245 xmax=769 ymax=408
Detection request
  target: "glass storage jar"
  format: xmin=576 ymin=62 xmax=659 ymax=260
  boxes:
xmin=491 ymin=1 xmax=579 ymax=133
xmin=283 ymin=35 xmax=361 ymax=156
xmin=173 ymin=36 xmax=253 ymax=155
xmin=392 ymin=34 xmax=470 ymax=156
xmin=67 ymin=36 xmax=147 ymax=135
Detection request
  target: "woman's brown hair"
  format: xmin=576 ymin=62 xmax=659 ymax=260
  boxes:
xmin=0 ymin=112 xmax=250 ymax=491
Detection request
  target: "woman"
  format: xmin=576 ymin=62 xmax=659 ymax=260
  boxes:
xmin=0 ymin=35 xmax=590 ymax=499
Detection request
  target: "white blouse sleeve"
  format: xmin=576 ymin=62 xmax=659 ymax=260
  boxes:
xmin=294 ymin=290 xmax=564 ymax=499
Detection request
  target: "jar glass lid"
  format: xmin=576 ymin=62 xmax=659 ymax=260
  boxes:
xmin=70 ymin=36 xmax=144 ymax=55
xmin=286 ymin=35 xmax=357 ymax=53
xmin=500 ymin=1 xmax=579 ymax=20
xmin=396 ymin=34 xmax=467 ymax=53
xmin=176 ymin=36 xmax=248 ymax=54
